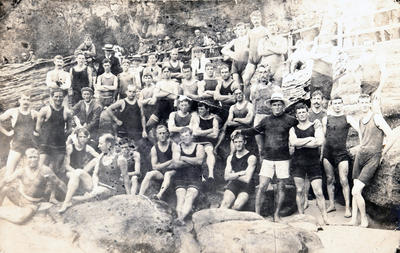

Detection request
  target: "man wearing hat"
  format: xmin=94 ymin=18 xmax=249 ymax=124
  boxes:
xmin=234 ymin=92 xmax=297 ymax=222
xmin=72 ymin=87 xmax=102 ymax=141
xmin=97 ymin=44 xmax=122 ymax=76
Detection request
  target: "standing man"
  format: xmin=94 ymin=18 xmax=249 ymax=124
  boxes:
xmin=173 ymin=127 xmax=205 ymax=225
xmin=46 ymin=55 xmax=71 ymax=107
xmin=97 ymin=44 xmax=122 ymax=76
xmin=289 ymin=103 xmax=329 ymax=224
xmin=163 ymin=48 xmax=183 ymax=83
xmin=198 ymin=63 xmax=220 ymax=110
xmin=0 ymin=93 xmax=38 ymax=178
xmin=348 ymin=94 xmax=393 ymax=227
xmin=220 ymin=132 xmax=256 ymax=210
xmin=35 ymin=88 xmax=73 ymax=183
xmin=70 ymin=52 xmax=92 ymax=106
xmin=322 ymin=96 xmax=359 ymax=217
xmin=168 ymin=96 xmax=195 ymax=143
xmin=106 ymin=85 xmax=147 ymax=144
xmin=214 ymin=64 xmax=238 ymax=123
xmin=94 ymin=59 xmax=118 ymax=107
xmin=234 ymin=92 xmax=297 ymax=221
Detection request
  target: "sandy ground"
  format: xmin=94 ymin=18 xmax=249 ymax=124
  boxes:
xmin=304 ymin=200 xmax=400 ymax=253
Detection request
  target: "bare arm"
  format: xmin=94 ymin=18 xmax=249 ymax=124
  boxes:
xmin=151 ymin=145 xmax=173 ymax=171
xmin=0 ymin=109 xmax=14 ymax=136
xmin=234 ymin=102 xmax=255 ymax=126
xmin=303 ymin=120 xmax=324 ymax=148
xmin=46 ymin=71 xmax=59 ymax=88
xmin=105 ymin=100 xmax=124 ymax=125
xmin=180 ymin=144 xmax=205 ymax=166
xmin=197 ymin=80 xmax=213 ymax=99
xmin=63 ymin=145 xmax=75 ymax=172
xmin=206 ymin=116 xmax=219 ymax=139
xmin=224 ymin=155 xmax=243 ymax=181
xmin=214 ymin=81 xmax=235 ymax=102
xmin=35 ymin=106 xmax=50 ymax=134
xmin=118 ymin=155 xmax=131 ymax=194
xmin=129 ymin=151 xmax=141 ymax=176
xmin=289 ymin=127 xmax=313 ymax=147
xmin=237 ymin=155 xmax=257 ymax=184
xmin=91 ymin=156 xmax=101 ymax=189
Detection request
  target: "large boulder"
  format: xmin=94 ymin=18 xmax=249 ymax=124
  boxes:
xmin=192 ymin=209 xmax=323 ymax=253
xmin=0 ymin=195 xmax=181 ymax=253
xmin=365 ymin=127 xmax=400 ymax=207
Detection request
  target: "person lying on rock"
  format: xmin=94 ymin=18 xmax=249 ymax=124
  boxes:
xmin=62 ymin=134 xmax=131 ymax=207
xmin=219 ymin=132 xmax=256 ymax=210
xmin=173 ymin=127 xmax=205 ymax=225
xmin=138 ymin=124 xmax=177 ymax=199
xmin=58 ymin=127 xmax=99 ymax=213
xmin=0 ymin=148 xmax=66 ymax=224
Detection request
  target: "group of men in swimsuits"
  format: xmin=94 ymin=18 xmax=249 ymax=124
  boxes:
xmin=0 ymin=10 xmax=394 ymax=228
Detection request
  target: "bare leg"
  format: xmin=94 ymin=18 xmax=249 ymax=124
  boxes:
xmin=255 ymin=176 xmax=271 ymax=215
xmin=139 ymin=170 xmax=163 ymax=196
xmin=311 ymin=179 xmax=329 ymax=225
xmin=58 ymin=170 xmax=81 ymax=213
xmin=180 ymin=187 xmax=199 ymax=222
xmin=156 ymin=170 xmax=175 ymax=199
xmin=352 ymin=179 xmax=368 ymax=227
xmin=274 ymin=179 xmax=286 ymax=222
xmin=232 ymin=192 xmax=249 ymax=210
xmin=242 ymin=62 xmax=256 ymax=100
xmin=175 ymin=188 xmax=186 ymax=222
xmin=4 ymin=150 xmax=23 ymax=178
xmin=294 ymin=177 xmax=305 ymax=214
xmin=204 ymin=145 xmax=215 ymax=178
xmin=303 ymin=176 xmax=311 ymax=210
xmin=323 ymin=158 xmax=336 ymax=212
xmin=130 ymin=176 xmax=139 ymax=195
xmin=0 ymin=205 xmax=37 ymax=224
xmin=220 ymin=190 xmax=235 ymax=209
xmin=338 ymin=160 xmax=351 ymax=217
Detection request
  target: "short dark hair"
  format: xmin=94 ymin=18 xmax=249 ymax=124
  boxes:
xmin=50 ymin=88 xmax=64 ymax=97
xmin=180 ymin=126 xmax=192 ymax=135
xmin=76 ymin=127 xmax=90 ymax=137
xmin=182 ymin=64 xmax=192 ymax=71
xmin=205 ymin=62 xmax=214 ymax=69
xmin=311 ymin=90 xmax=324 ymax=99
xmin=156 ymin=124 xmax=168 ymax=133
xmin=102 ymin=58 xmax=111 ymax=65
xmin=331 ymin=95 xmax=343 ymax=103
xmin=162 ymin=66 xmax=170 ymax=72
xmin=294 ymin=102 xmax=308 ymax=113
xmin=197 ymin=101 xmax=210 ymax=110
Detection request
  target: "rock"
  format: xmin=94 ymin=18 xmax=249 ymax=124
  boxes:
xmin=281 ymin=214 xmax=319 ymax=232
xmin=192 ymin=208 xmax=264 ymax=231
xmin=0 ymin=195 xmax=184 ymax=253
xmin=194 ymin=217 xmax=323 ymax=253
xmin=365 ymin=127 xmax=400 ymax=207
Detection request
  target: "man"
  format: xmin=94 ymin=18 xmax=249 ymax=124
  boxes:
xmin=0 ymin=148 xmax=66 ymax=224
xmin=289 ymin=103 xmax=329 ymax=224
xmin=192 ymin=102 xmax=220 ymax=183
xmin=163 ymin=48 xmax=183 ymax=83
xmin=221 ymin=22 xmax=249 ymax=86
xmin=308 ymin=90 xmax=326 ymax=122
xmin=75 ymin=34 xmax=96 ymax=59
xmin=182 ymin=65 xmax=199 ymax=101
xmin=35 ymin=88 xmax=73 ymax=184
xmin=168 ymin=96 xmax=195 ymax=143
xmin=322 ymin=96 xmax=359 ymax=217
xmin=97 ymin=44 xmax=122 ymax=76
xmin=70 ymin=52 xmax=93 ymax=106
xmin=46 ymin=55 xmax=71 ymax=107
xmin=348 ymin=94 xmax=393 ymax=228
xmin=138 ymin=73 xmax=157 ymax=135
xmin=147 ymin=66 xmax=181 ymax=129
xmin=72 ymin=87 xmax=102 ymax=142
xmin=215 ymin=88 xmax=254 ymax=156
xmin=214 ymin=64 xmax=238 ymax=122
xmin=94 ymin=58 xmax=118 ymax=107
xmin=242 ymin=10 xmax=269 ymax=97
xmin=139 ymin=125 xmax=178 ymax=200
xmin=234 ymin=92 xmax=297 ymax=221
xmin=106 ymin=85 xmax=147 ymax=144
xmin=0 ymin=93 xmax=38 ymax=178
xmin=58 ymin=128 xmax=99 ymax=213
xmin=197 ymin=63 xmax=220 ymax=109
xmin=220 ymin=132 xmax=256 ymax=210
xmin=143 ymin=54 xmax=162 ymax=82
xmin=173 ymin=127 xmax=205 ymax=225
xmin=257 ymin=22 xmax=287 ymax=84
xmin=303 ymin=89 xmax=326 ymax=209
xmin=128 ymin=54 xmax=144 ymax=88
xmin=119 ymin=138 xmax=141 ymax=195
xmin=118 ymin=59 xmax=138 ymax=99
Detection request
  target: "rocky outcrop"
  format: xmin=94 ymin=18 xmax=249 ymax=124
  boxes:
xmin=192 ymin=209 xmax=323 ymax=253
xmin=0 ymin=197 xmax=323 ymax=253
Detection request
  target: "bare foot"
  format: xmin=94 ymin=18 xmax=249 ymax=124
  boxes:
xmin=326 ymin=205 xmax=336 ymax=213
xmin=304 ymin=200 xmax=309 ymax=210
xmin=345 ymin=219 xmax=358 ymax=226
xmin=49 ymin=196 xmax=60 ymax=205
xmin=344 ymin=208 xmax=352 ymax=218
xmin=58 ymin=202 xmax=73 ymax=213
xmin=360 ymin=217 xmax=369 ymax=228
xmin=273 ymin=213 xmax=282 ymax=223
xmin=322 ymin=214 xmax=330 ymax=225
